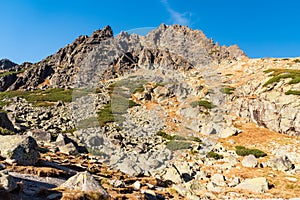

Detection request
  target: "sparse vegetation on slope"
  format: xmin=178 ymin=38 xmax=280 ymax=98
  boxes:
xmin=207 ymin=151 xmax=224 ymax=160
xmin=220 ymin=87 xmax=235 ymax=94
xmin=0 ymin=88 xmax=73 ymax=107
xmin=285 ymin=90 xmax=300 ymax=96
xmin=263 ymin=68 xmax=300 ymax=86
xmin=190 ymin=100 xmax=215 ymax=109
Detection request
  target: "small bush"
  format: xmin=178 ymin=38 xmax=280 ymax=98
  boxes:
xmin=156 ymin=130 xmax=174 ymax=140
xmin=190 ymin=100 xmax=215 ymax=109
xmin=235 ymin=146 xmax=267 ymax=158
xmin=220 ymin=87 xmax=235 ymax=94
xmin=285 ymin=90 xmax=300 ymax=96
xmin=166 ymin=141 xmax=191 ymax=151
xmin=263 ymin=69 xmax=300 ymax=86
xmin=207 ymin=151 xmax=224 ymax=160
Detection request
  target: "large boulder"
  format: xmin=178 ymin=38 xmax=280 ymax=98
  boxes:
xmin=235 ymin=177 xmax=269 ymax=193
xmin=0 ymin=135 xmax=40 ymax=165
xmin=0 ymin=112 xmax=15 ymax=133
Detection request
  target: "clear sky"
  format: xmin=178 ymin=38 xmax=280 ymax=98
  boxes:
xmin=1 ymin=0 xmax=300 ymax=64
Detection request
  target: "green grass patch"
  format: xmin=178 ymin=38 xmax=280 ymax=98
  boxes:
xmin=156 ymin=130 xmax=174 ymax=140
xmin=0 ymin=88 xmax=73 ymax=106
xmin=235 ymin=146 xmax=267 ymax=158
xmin=166 ymin=141 xmax=191 ymax=151
xmin=207 ymin=151 xmax=224 ymax=160
xmin=0 ymin=69 xmax=25 ymax=77
xmin=97 ymin=97 xmax=140 ymax=126
xmin=263 ymin=69 xmax=300 ymax=86
xmin=190 ymin=100 xmax=215 ymax=109
xmin=220 ymin=87 xmax=235 ymax=94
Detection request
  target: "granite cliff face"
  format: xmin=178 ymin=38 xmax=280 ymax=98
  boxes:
xmin=0 ymin=24 xmax=299 ymax=199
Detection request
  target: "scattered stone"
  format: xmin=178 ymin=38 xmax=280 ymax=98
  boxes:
xmin=235 ymin=177 xmax=269 ymax=193
xmin=163 ymin=166 xmax=182 ymax=184
xmin=267 ymin=155 xmax=294 ymax=171
xmin=211 ymin=174 xmax=227 ymax=187
xmin=58 ymin=143 xmax=78 ymax=155
xmin=228 ymin=177 xmax=240 ymax=187
xmin=27 ymin=129 xmax=52 ymax=144
xmin=242 ymin=155 xmax=258 ymax=168
xmin=206 ymin=181 xmax=225 ymax=193
xmin=133 ymin=181 xmax=141 ymax=190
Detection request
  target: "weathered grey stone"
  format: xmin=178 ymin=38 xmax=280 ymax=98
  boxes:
xmin=59 ymin=142 xmax=78 ymax=155
xmin=206 ymin=181 xmax=225 ymax=193
xmin=27 ymin=129 xmax=51 ymax=143
xmin=59 ymin=171 xmax=108 ymax=198
xmin=211 ymin=174 xmax=227 ymax=187
xmin=242 ymin=155 xmax=258 ymax=168
xmin=235 ymin=177 xmax=269 ymax=193
xmin=267 ymin=155 xmax=294 ymax=171
xmin=0 ymin=136 xmax=40 ymax=165
xmin=163 ymin=166 xmax=182 ymax=184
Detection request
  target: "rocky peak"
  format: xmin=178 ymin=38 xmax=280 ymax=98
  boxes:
xmin=0 ymin=59 xmax=17 ymax=70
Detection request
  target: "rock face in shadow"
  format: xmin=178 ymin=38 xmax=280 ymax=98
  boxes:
xmin=0 ymin=111 xmax=15 ymax=132
xmin=0 ymin=59 xmax=17 ymax=70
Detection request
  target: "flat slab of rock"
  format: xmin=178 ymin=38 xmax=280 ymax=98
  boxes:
xmin=235 ymin=177 xmax=269 ymax=193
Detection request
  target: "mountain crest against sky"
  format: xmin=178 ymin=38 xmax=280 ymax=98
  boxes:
xmin=0 ymin=24 xmax=246 ymax=91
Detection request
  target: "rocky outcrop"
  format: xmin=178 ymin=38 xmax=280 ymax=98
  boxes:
xmin=0 ymin=59 xmax=17 ymax=70
xmin=0 ymin=111 xmax=15 ymax=132
xmin=0 ymin=136 xmax=40 ymax=165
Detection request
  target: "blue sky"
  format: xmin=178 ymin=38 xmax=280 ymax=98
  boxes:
xmin=1 ymin=0 xmax=300 ymax=64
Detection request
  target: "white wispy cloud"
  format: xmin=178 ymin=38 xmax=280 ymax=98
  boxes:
xmin=161 ymin=0 xmax=192 ymax=26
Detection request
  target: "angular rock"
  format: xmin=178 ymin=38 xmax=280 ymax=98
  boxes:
xmin=235 ymin=177 xmax=269 ymax=193
xmin=206 ymin=181 xmax=225 ymax=193
xmin=27 ymin=129 xmax=52 ymax=143
xmin=163 ymin=166 xmax=182 ymax=184
xmin=0 ymin=170 xmax=17 ymax=192
xmin=0 ymin=136 xmax=40 ymax=165
xmin=59 ymin=142 xmax=78 ymax=155
xmin=211 ymin=174 xmax=227 ymax=187
xmin=59 ymin=171 xmax=108 ymax=198
xmin=267 ymin=155 xmax=294 ymax=171
xmin=242 ymin=155 xmax=258 ymax=168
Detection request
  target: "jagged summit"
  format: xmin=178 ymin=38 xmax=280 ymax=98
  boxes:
xmin=0 ymin=24 xmax=246 ymax=91
xmin=0 ymin=58 xmax=17 ymax=70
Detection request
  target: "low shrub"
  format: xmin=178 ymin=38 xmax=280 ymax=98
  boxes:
xmin=235 ymin=146 xmax=267 ymax=158
xmin=207 ymin=151 xmax=224 ymax=160
xmin=166 ymin=141 xmax=191 ymax=151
